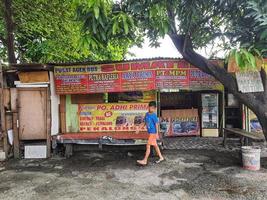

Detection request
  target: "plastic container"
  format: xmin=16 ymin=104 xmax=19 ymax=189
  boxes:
xmin=241 ymin=146 xmax=261 ymax=171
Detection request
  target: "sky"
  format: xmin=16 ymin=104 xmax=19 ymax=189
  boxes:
xmin=127 ymin=36 xmax=181 ymax=59
xmin=127 ymin=36 xmax=226 ymax=59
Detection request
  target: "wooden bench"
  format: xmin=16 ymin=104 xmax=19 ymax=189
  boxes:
xmin=223 ymin=128 xmax=265 ymax=147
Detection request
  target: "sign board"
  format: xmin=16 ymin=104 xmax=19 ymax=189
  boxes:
xmin=54 ymin=59 xmax=223 ymax=94
xmin=236 ymin=71 xmax=264 ymax=93
xmin=78 ymin=103 xmax=148 ymax=132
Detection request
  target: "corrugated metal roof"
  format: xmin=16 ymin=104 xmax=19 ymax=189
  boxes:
xmin=8 ymin=57 xmax=224 ymax=71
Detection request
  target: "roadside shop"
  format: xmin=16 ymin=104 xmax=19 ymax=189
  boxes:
xmin=54 ymin=58 xmax=224 ymax=148
xmin=1 ymin=58 xmax=227 ymax=158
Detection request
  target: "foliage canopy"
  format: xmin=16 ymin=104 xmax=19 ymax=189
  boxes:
xmin=77 ymin=0 xmax=267 ymax=57
xmin=0 ymin=0 xmax=134 ymax=63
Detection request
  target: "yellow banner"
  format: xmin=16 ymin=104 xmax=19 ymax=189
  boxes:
xmin=78 ymin=103 xmax=149 ymax=132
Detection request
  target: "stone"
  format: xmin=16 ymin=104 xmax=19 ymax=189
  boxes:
xmin=0 ymin=151 xmax=6 ymax=161
xmin=54 ymin=165 xmax=63 ymax=170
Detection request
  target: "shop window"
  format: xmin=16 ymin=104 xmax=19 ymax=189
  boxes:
xmin=160 ymin=92 xmax=199 ymax=110
xmin=108 ymin=91 xmax=156 ymax=103
xmin=71 ymin=94 xmax=104 ymax=104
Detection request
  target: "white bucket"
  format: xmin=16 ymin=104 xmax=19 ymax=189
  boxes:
xmin=241 ymin=146 xmax=261 ymax=171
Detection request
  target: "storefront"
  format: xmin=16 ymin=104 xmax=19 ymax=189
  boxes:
xmin=54 ymin=58 xmax=224 ymax=147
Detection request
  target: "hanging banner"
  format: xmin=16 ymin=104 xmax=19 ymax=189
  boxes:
xmin=78 ymin=103 xmax=148 ymax=132
xmin=236 ymin=71 xmax=264 ymax=93
xmin=54 ymin=59 xmax=223 ymax=94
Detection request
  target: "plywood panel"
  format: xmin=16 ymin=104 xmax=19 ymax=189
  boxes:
xmin=3 ymin=89 xmax=10 ymax=109
xmin=66 ymin=95 xmax=79 ymax=132
xmin=18 ymin=71 xmax=49 ymax=83
xmin=18 ymin=88 xmax=47 ymax=140
xmin=59 ymin=95 xmax=66 ymax=133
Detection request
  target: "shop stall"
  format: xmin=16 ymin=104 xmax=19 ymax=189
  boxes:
xmin=54 ymin=58 xmax=224 ymax=149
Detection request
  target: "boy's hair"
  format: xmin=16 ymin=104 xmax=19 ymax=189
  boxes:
xmin=148 ymin=101 xmax=157 ymax=107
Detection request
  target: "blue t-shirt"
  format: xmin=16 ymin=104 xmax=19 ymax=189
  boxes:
xmin=145 ymin=112 xmax=159 ymax=134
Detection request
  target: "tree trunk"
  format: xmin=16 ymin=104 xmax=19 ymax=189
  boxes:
xmin=169 ymin=33 xmax=267 ymax=139
xmin=257 ymin=114 xmax=267 ymax=136
xmin=2 ymin=0 xmax=16 ymax=64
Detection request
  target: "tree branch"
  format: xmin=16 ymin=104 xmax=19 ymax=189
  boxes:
xmin=168 ymin=33 xmax=264 ymax=110
xmin=0 ymin=35 xmax=7 ymax=46
xmin=166 ymin=4 xmax=177 ymax=34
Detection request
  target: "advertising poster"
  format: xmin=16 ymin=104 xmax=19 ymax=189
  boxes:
xmin=78 ymin=103 xmax=148 ymax=132
xmin=161 ymin=109 xmax=200 ymax=137
xmin=160 ymin=118 xmax=199 ymax=137
xmin=201 ymin=94 xmax=219 ymax=129
xmin=249 ymin=110 xmax=262 ymax=132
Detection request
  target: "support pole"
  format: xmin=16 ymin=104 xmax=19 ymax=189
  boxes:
xmin=10 ymin=88 xmax=19 ymax=158
xmin=0 ymin=65 xmax=8 ymax=158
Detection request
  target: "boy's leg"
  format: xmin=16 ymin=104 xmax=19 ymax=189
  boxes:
xmin=137 ymin=144 xmax=151 ymax=165
xmin=153 ymin=144 xmax=164 ymax=161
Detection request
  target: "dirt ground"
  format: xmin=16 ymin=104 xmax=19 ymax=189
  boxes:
xmin=0 ymin=149 xmax=267 ymax=200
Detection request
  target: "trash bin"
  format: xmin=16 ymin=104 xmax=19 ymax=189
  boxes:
xmin=241 ymin=146 xmax=261 ymax=171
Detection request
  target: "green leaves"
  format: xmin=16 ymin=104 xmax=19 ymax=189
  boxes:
xmin=229 ymin=48 xmax=261 ymax=71
xmin=0 ymin=0 xmax=132 ymax=63
xmin=94 ymin=6 xmax=100 ymax=19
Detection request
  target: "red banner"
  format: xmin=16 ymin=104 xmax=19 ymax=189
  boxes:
xmin=88 ymin=73 xmax=121 ymax=93
xmin=156 ymin=69 xmax=190 ymax=89
xmin=121 ymin=70 xmax=155 ymax=91
xmin=55 ymin=74 xmax=88 ymax=94
xmin=189 ymin=69 xmax=222 ymax=90
xmin=54 ymin=59 xmax=223 ymax=94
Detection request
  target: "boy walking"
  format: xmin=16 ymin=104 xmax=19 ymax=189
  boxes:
xmin=136 ymin=101 xmax=164 ymax=166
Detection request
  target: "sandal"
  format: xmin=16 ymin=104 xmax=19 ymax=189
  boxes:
xmin=137 ymin=160 xmax=147 ymax=166
xmin=155 ymin=158 xmax=165 ymax=164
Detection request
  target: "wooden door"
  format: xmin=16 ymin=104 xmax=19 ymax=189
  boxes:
xmin=18 ymin=88 xmax=48 ymax=140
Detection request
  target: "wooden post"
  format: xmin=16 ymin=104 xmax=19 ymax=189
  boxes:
xmin=0 ymin=65 xmax=8 ymax=158
xmin=222 ymin=90 xmax=225 ymax=137
xmin=46 ymin=87 xmax=51 ymax=157
xmin=60 ymin=95 xmax=66 ymax=133
xmin=10 ymin=88 xmax=19 ymax=158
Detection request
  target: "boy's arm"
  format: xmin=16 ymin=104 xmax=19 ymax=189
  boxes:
xmin=136 ymin=122 xmax=146 ymax=134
